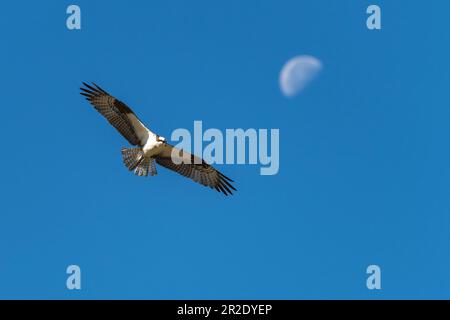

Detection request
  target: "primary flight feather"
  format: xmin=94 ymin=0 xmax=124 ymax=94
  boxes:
xmin=80 ymin=82 xmax=236 ymax=196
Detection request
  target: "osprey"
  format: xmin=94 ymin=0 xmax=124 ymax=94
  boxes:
xmin=80 ymin=82 xmax=236 ymax=196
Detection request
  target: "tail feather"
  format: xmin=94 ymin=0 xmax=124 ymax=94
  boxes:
xmin=148 ymin=158 xmax=157 ymax=176
xmin=121 ymin=147 xmax=157 ymax=177
xmin=121 ymin=147 xmax=144 ymax=171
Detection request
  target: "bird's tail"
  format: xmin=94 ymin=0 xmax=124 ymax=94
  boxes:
xmin=121 ymin=147 xmax=157 ymax=177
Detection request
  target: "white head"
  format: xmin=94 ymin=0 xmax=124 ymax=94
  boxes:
xmin=156 ymin=135 xmax=166 ymax=145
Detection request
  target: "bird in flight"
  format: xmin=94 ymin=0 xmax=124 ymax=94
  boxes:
xmin=80 ymin=82 xmax=236 ymax=196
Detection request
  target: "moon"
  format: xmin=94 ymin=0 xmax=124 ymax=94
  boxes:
xmin=279 ymin=55 xmax=322 ymax=97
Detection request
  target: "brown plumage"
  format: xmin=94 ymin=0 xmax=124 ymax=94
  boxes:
xmin=155 ymin=145 xmax=236 ymax=196
xmin=80 ymin=82 xmax=144 ymax=146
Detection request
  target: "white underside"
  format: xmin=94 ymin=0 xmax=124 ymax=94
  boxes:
xmin=126 ymin=113 xmax=164 ymax=157
xmin=142 ymin=133 xmax=165 ymax=158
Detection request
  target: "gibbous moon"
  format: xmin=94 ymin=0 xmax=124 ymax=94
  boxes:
xmin=279 ymin=55 xmax=322 ymax=97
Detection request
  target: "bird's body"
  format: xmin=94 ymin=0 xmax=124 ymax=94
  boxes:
xmin=142 ymin=134 xmax=164 ymax=157
xmin=80 ymin=82 xmax=236 ymax=195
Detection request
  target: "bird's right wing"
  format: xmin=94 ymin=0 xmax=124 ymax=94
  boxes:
xmin=155 ymin=144 xmax=236 ymax=196
xmin=80 ymin=82 xmax=149 ymax=146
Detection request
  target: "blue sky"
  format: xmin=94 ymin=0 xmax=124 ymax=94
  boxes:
xmin=1 ymin=0 xmax=450 ymax=299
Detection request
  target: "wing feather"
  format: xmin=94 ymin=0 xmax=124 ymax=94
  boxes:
xmin=80 ymin=82 xmax=149 ymax=146
xmin=155 ymin=144 xmax=236 ymax=196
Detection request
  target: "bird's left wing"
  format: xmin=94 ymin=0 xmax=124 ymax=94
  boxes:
xmin=80 ymin=82 xmax=149 ymax=146
xmin=155 ymin=144 xmax=236 ymax=196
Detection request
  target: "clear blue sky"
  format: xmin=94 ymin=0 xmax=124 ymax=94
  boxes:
xmin=1 ymin=1 xmax=449 ymax=299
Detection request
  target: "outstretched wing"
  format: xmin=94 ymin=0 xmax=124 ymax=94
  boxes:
xmin=155 ymin=144 xmax=236 ymax=196
xmin=80 ymin=82 xmax=149 ymax=146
